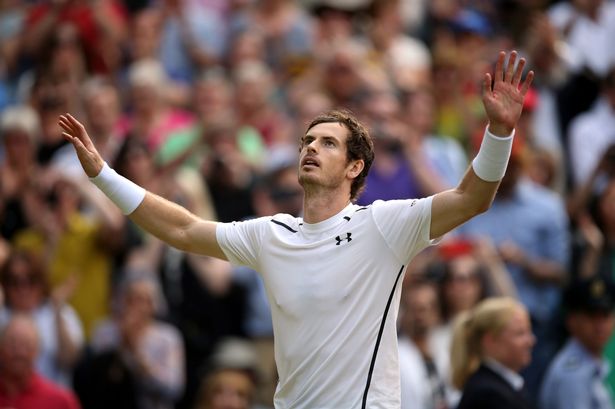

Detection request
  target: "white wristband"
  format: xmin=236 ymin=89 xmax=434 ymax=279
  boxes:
xmin=90 ymin=162 xmax=146 ymax=215
xmin=471 ymin=127 xmax=515 ymax=182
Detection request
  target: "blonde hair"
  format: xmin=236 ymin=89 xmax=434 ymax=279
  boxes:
xmin=450 ymin=297 xmax=522 ymax=389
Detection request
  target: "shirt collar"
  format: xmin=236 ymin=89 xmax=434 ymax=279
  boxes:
xmin=483 ymin=358 xmax=525 ymax=391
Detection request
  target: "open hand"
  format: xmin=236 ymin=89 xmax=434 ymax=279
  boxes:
xmin=58 ymin=114 xmax=104 ymax=178
xmin=482 ymin=51 xmax=534 ymax=136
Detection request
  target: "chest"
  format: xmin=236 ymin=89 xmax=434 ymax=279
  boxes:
xmin=260 ymin=221 xmax=400 ymax=318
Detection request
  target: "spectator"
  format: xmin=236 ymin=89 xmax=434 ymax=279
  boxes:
xmin=568 ymin=66 xmax=615 ymax=188
xmin=228 ymin=0 xmax=314 ymax=79
xmin=52 ymin=77 xmax=124 ymax=178
xmin=451 ymin=297 xmax=536 ymax=409
xmin=193 ymin=338 xmax=260 ymax=409
xmin=89 ymin=270 xmax=185 ymax=409
xmin=364 ymin=0 xmax=432 ymax=91
xmin=398 ymin=279 xmax=448 ymax=409
xmin=0 ymin=249 xmax=84 ymax=387
xmin=540 ymin=275 xmax=615 ymax=409
xmin=13 ymin=172 xmax=123 ymax=338
xmin=0 ymin=105 xmax=42 ymax=241
xmin=0 ymin=314 xmax=81 ymax=409
xmin=119 ymin=59 xmax=196 ymax=154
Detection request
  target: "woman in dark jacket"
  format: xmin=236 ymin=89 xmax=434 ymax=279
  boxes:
xmin=451 ymin=297 xmax=536 ymax=409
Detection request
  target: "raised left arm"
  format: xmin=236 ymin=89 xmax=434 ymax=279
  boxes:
xmin=430 ymin=51 xmax=534 ymax=239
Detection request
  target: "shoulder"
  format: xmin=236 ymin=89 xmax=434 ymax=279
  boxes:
xmin=569 ymin=99 xmax=611 ymax=134
xmin=33 ymin=375 xmax=81 ymax=409
xmin=546 ymin=343 xmax=593 ymax=380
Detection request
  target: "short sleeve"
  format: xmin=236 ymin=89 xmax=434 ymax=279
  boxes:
xmin=216 ymin=217 xmax=270 ymax=270
xmin=371 ymin=197 xmax=436 ymax=263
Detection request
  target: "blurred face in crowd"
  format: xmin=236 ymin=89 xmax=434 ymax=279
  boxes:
xmin=123 ymin=280 xmax=156 ymax=321
xmin=324 ymin=52 xmax=359 ymax=102
xmin=0 ymin=317 xmax=39 ymax=382
xmin=482 ymin=305 xmax=535 ymax=372
xmin=404 ymin=89 xmax=435 ymax=135
xmin=85 ymin=84 xmax=121 ymax=135
xmin=200 ymin=369 xmax=255 ymax=409
xmin=194 ymin=77 xmax=232 ymax=121
xmin=1 ymin=255 xmax=44 ymax=312
xmin=3 ymin=129 xmax=35 ymax=166
xmin=568 ymin=309 xmax=615 ymax=357
xmin=443 ymin=255 xmax=483 ymax=316
xmin=130 ymin=9 xmax=161 ymax=60
xmin=402 ymin=283 xmax=440 ymax=338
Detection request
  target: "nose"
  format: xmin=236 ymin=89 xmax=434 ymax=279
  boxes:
xmin=306 ymin=140 xmax=317 ymax=153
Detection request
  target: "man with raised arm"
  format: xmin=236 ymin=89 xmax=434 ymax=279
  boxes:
xmin=59 ymin=51 xmax=533 ymax=409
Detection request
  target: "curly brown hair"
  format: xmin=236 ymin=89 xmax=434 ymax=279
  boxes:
xmin=304 ymin=109 xmax=374 ymax=201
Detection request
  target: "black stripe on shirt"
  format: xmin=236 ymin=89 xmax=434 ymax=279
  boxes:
xmin=361 ymin=264 xmax=405 ymax=408
xmin=270 ymin=219 xmax=298 ymax=233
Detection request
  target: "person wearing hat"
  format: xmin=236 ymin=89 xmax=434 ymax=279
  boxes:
xmin=539 ymin=275 xmax=615 ymax=409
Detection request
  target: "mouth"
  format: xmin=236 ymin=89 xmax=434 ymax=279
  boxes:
xmin=301 ymin=157 xmax=320 ymax=168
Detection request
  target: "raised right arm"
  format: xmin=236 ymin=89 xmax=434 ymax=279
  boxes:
xmin=58 ymin=114 xmax=227 ymax=260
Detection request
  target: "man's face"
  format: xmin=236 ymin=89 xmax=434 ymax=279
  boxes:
xmin=402 ymin=284 xmax=440 ymax=337
xmin=0 ymin=319 xmax=38 ymax=380
xmin=568 ymin=310 xmax=615 ymax=356
xmin=298 ymin=122 xmax=355 ymax=194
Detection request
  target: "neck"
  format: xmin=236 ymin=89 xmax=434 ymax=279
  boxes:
xmin=302 ymin=187 xmax=351 ymax=224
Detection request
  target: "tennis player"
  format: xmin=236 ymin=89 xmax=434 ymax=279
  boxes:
xmin=59 ymin=51 xmax=533 ymax=408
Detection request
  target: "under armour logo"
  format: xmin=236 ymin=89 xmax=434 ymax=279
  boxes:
xmin=335 ymin=233 xmax=352 ymax=245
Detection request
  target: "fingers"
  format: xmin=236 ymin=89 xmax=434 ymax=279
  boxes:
xmin=494 ymin=51 xmax=506 ymax=82
xmin=504 ymin=51 xmax=517 ymax=83
xmin=520 ymin=70 xmax=535 ymax=96
xmin=482 ymin=72 xmax=492 ymax=95
xmin=511 ymin=56 xmax=525 ymax=87
xmin=494 ymin=50 xmax=533 ymax=92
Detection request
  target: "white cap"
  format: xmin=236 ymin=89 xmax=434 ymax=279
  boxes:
xmin=0 ymin=105 xmax=41 ymax=143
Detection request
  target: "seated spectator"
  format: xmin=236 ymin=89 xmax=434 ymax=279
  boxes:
xmin=0 ymin=105 xmax=42 ymax=242
xmin=398 ymin=279 xmax=448 ymax=409
xmin=0 ymin=249 xmax=84 ymax=387
xmin=0 ymin=314 xmax=81 ymax=409
xmin=193 ymin=338 xmax=259 ymax=409
xmin=540 ymin=275 xmax=615 ymax=409
xmin=451 ymin=297 xmax=536 ymax=409
xmin=89 ymin=270 xmax=185 ymax=409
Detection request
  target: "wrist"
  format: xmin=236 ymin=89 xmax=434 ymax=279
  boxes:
xmin=90 ymin=162 xmax=146 ymax=215
xmin=487 ymin=123 xmax=514 ymax=138
xmin=471 ymin=126 xmax=515 ymax=182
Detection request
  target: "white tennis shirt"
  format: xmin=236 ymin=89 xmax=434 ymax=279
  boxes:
xmin=216 ymin=197 xmax=435 ymax=408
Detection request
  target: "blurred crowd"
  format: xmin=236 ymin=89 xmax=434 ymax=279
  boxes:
xmin=0 ymin=0 xmax=615 ymax=408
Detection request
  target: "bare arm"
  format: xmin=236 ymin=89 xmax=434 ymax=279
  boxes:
xmin=58 ymin=114 xmax=227 ymax=260
xmin=129 ymin=192 xmax=226 ymax=258
xmin=430 ymin=51 xmax=534 ymax=239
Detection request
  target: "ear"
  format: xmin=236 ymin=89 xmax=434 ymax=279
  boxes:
xmin=481 ymin=332 xmax=497 ymax=353
xmin=346 ymin=159 xmax=364 ymax=180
